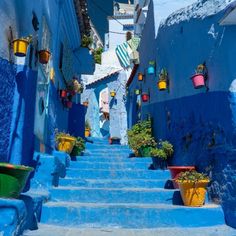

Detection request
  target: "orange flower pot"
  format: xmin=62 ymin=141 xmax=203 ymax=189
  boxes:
xmin=138 ymin=73 xmax=144 ymax=81
xmin=85 ymin=128 xmax=90 ymax=137
xmin=57 ymin=136 xmax=76 ymax=154
xmin=38 ymin=50 xmax=51 ymax=64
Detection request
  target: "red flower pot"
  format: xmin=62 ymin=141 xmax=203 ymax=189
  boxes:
xmin=38 ymin=50 xmax=51 ymax=64
xmin=191 ymin=73 xmax=205 ymax=89
xmin=141 ymin=93 xmax=149 ymax=102
xmin=60 ymin=90 xmax=67 ymax=98
xmin=168 ymin=166 xmax=195 ymax=188
xmin=66 ymin=101 xmax=73 ymax=108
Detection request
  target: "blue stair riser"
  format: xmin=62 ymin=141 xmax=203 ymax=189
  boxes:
xmin=68 ymin=162 xmax=151 ymax=170
xmin=65 ymin=169 xmax=170 ymax=179
xmin=40 ymin=204 xmax=225 ymax=228
xmin=85 ymin=145 xmax=131 ymax=150
xmin=59 ymin=178 xmax=167 ymax=188
xmin=75 ymin=157 xmax=153 ymax=163
xmin=83 ymin=152 xmax=132 ymax=157
xmin=50 ymin=188 xmax=176 ymax=203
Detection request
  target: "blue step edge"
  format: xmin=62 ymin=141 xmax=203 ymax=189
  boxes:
xmin=0 ymin=191 xmax=50 ymax=236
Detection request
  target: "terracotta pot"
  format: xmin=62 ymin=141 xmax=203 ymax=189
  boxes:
xmin=60 ymin=90 xmax=67 ymax=98
xmin=141 ymin=93 xmax=149 ymax=102
xmin=38 ymin=50 xmax=51 ymax=64
xmin=168 ymin=166 xmax=195 ymax=188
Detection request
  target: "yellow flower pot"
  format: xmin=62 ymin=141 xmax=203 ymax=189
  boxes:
xmin=57 ymin=136 xmax=76 ymax=154
xmin=158 ymin=80 xmax=167 ymax=91
xmin=85 ymin=128 xmax=90 ymax=137
xmin=178 ymin=180 xmax=209 ymax=207
xmin=110 ymin=91 xmax=116 ymax=97
xmin=12 ymin=39 xmax=29 ymax=57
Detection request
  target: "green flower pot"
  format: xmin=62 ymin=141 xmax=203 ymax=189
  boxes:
xmin=0 ymin=163 xmax=34 ymax=198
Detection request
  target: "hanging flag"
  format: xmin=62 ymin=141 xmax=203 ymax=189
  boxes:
xmin=115 ymin=42 xmax=132 ymax=68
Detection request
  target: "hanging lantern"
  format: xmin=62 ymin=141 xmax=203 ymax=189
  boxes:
xmin=135 ymin=89 xmax=141 ymax=95
xmin=141 ymin=93 xmax=149 ymax=102
xmin=138 ymin=73 xmax=144 ymax=81
xmin=110 ymin=90 xmax=116 ymax=97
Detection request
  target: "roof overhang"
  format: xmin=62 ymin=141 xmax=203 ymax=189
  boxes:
xmin=219 ymin=3 xmax=236 ymax=25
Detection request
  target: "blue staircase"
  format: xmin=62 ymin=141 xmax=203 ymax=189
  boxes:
xmin=24 ymin=138 xmax=236 ymax=236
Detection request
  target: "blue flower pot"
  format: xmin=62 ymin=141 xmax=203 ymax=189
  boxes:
xmin=148 ymin=66 xmax=155 ymax=75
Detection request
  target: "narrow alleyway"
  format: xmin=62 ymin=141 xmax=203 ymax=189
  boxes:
xmin=23 ymin=138 xmax=236 ymax=236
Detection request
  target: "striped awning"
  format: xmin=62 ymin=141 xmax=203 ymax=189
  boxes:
xmin=115 ymin=42 xmax=132 ymax=68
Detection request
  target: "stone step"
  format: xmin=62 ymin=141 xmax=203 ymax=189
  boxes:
xmin=68 ymin=161 xmax=151 ymax=170
xmin=50 ymin=187 xmax=177 ymax=204
xmin=40 ymin=202 xmax=226 ymax=228
xmin=65 ymin=169 xmax=170 ymax=179
xmin=75 ymin=156 xmax=152 ymax=163
xmin=83 ymin=152 xmax=132 ymax=157
xmin=59 ymin=178 xmax=168 ymax=189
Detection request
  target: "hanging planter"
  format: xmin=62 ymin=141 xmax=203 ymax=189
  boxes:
xmin=38 ymin=50 xmax=51 ymax=64
xmin=135 ymin=89 xmax=141 ymax=95
xmin=12 ymin=38 xmax=30 ymax=57
xmin=60 ymin=90 xmax=67 ymax=98
xmin=141 ymin=92 xmax=149 ymax=102
xmin=110 ymin=90 xmax=116 ymax=97
xmin=191 ymin=64 xmax=208 ymax=89
xmin=85 ymin=128 xmax=91 ymax=137
xmin=138 ymin=73 xmax=144 ymax=81
xmin=168 ymin=166 xmax=195 ymax=189
xmin=147 ymin=61 xmax=155 ymax=75
xmin=158 ymin=68 xmax=168 ymax=91
xmin=0 ymin=163 xmax=33 ymax=198
xmin=66 ymin=100 xmax=73 ymax=108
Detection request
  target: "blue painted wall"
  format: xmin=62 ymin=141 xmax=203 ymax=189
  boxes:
xmin=128 ymin=1 xmax=236 ymax=228
xmin=85 ymin=71 xmax=128 ymax=143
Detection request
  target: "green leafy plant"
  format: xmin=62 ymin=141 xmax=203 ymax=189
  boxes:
xmin=160 ymin=141 xmax=174 ymax=158
xmin=71 ymin=137 xmax=85 ymax=156
xmin=81 ymin=35 xmax=92 ymax=48
xmin=159 ymin=68 xmax=168 ymax=81
xmin=150 ymin=148 xmax=167 ymax=160
xmin=55 ymin=130 xmax=71 ymax=143
xmin=93 ymin=47 xmax=103 ymax=64
xmin=176 ymin=170 xmax=210 ymax=183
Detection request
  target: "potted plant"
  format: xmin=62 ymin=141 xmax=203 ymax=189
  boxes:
xmin=83 ymin=101 xmax=89 ymax=107
xmin=65 ymin=100 xmax=73 ymax=109
xmin=138 ymin=73 xmax=144 ymax=81
xmin=81 ymin=35 xmax=92 ymax=48
xmin=127 ymin=118 xmax=155 ymax=157
xmin=168 ymin=166 xmax=195 ymax=189
xmin=38 ymin=49 xmax=51 ymax=64
xmin=158 ymin=68 xmax=168 ymax=91
xmin=12 ymin=36 xmax=32 ymax=57
xmin=141 ymin=92 xmax=149 ymax=102
xmin=70 ymin=137 xmax=85 ymax=157
xmin=67 ymin=78 xmax=84 ymax=94
xmin=150 ymin=141 xmax=174 ymax=170
xmin=85 ymin=120 xmax=91 ymax=137
xmin=55 ymin=132 xmax=76 ymax=154
xmin=190 ymin=63 xmax=207 ymax=89
xmin=60 ymin=90 xmax=68 ymax=98
xmin=135 ymin=89 xmax=141 ymax=95
xmin=147 ymin=61 xmax=155 ymax=75
xmin=0 ymin=163 xmax=34 ymax=198
xmin=175 ymin=170 xmax=210 ymax=207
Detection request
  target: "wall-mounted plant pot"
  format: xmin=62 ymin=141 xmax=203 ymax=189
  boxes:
xmin=110 ymin=91 xmax=116 ymax=97
xmin=68 ymin=90 xmax=76 ymax=96
xmin=38 ymin=50 xmax=51 ymax=64
xmin=0 ymin=163 xmax=34 ymax=198
xmin=135 ymin=89 xmax=141 ymax=95
xmin=141 ymin=93 xmax=149 ymax=102
xmin=85 ymin=128 xmax=91 ymax=137
xmin=138 ymin=73 xmax=144 ymax=81
xmin=147 ymin=66 xmax=155 ymax=75
xmin=191 ymin=73 xmax=205 ymax=89
xmin=57 ymin=136 xmax=76 ymax=154
xmin=168 ymin=166 xmax=195 ymax=189
xmin=178 ymin=180 xmax=209 ymax=207
xmin=158 ymin=80 xmax=167 ymax=91
xmin=60 ymin=90 xmax=67 ymax=98
xmin=12 ymin=39 xmax=29 ymax=57
xmin=66 ymin=101 xmax=73 ymax=108
xmin=83 ymin=101 xmax=89 ymax=107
